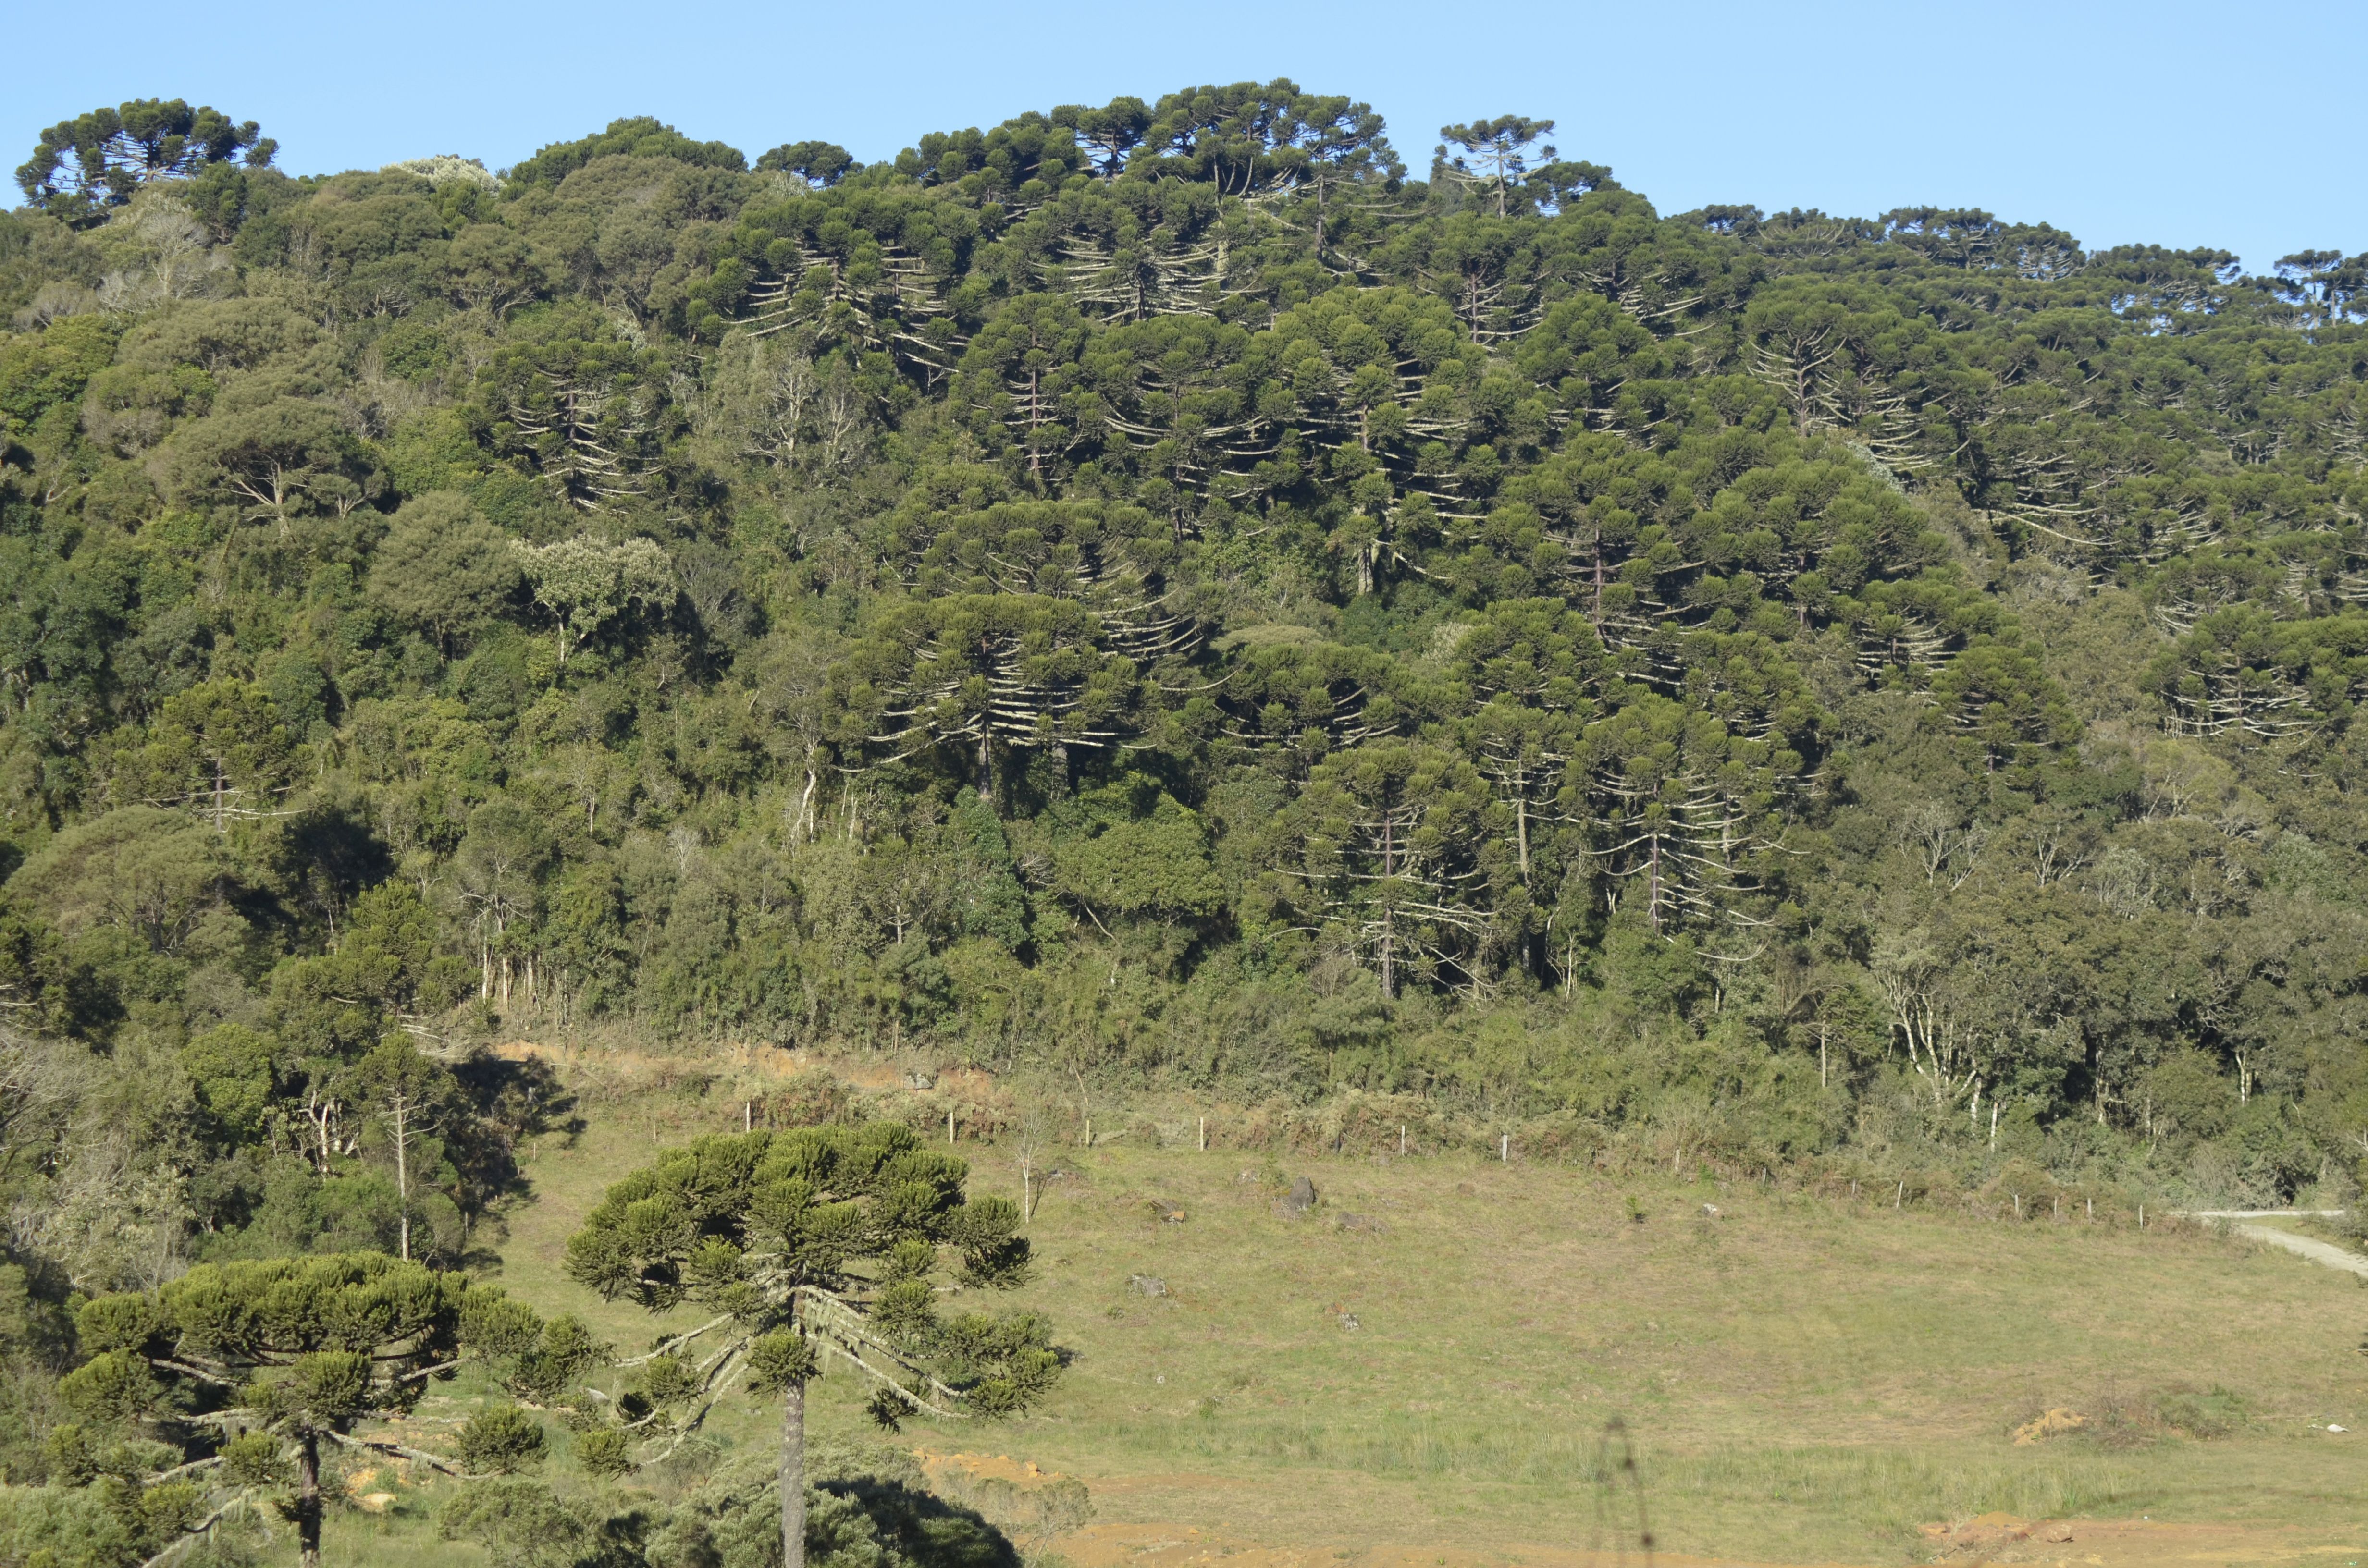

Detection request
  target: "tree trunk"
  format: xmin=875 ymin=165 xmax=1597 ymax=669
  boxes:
xmin=297 ymin=1428 xmax=321 ymax=1568
xmin=780 ymin=1378 xmax=808 ymax=1568
xmin=393 ymin=1091 xmax=411 ymax=1262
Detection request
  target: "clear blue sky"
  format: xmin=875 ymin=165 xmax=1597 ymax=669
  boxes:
xmin=11 ymin=0 xmax=2359 ymax=276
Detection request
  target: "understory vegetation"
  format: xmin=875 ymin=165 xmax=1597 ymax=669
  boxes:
xmin=0 ymin=83 xmax=2367 ymax=1563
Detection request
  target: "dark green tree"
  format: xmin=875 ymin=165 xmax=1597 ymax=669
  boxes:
xmin=369 ymin=492 xmax=526 ymax=654
xmin=758 ymin=141 xmax=862 ymax=187
xmin=506 ymin=116 xmax=746 ymax=187
xmin=1435 ymin=116 xmax=1556 ymax=217
xmin=16 ymin=100 xmax=273 ymax=223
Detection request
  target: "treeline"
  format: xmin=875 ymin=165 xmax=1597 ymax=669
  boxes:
xmin=0 ymin=84 xmax=2366 ymax=1311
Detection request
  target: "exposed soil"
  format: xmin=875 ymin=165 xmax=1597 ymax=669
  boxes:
xmin=1057 ymin=1513 xmax=2368 ymax=1568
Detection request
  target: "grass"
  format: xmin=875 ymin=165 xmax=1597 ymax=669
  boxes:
xmin=321 ymin=1072 xmax=2368 ymax=1566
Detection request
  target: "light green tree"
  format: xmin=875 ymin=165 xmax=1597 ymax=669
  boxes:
xmin=511 ymin=534 xmax=673 ymax=668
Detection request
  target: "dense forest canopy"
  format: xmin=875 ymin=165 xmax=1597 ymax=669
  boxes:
xmin=2 ymin=81 xmax=2368 ymax=1347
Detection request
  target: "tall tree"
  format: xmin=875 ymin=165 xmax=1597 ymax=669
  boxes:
xmin=340 ymin=1041 xmax=457 ymax=1261
xmin=1435 ymin=116 xmax=1556 ymax=217
xmin=16 ymin=99 xmax=274 ymax=223
xmin=563 ymin=1122 xmax=1057 ymax=1568
xmin=1272 ymin=740 xmax=1496 ymax=996
xmin=62 ymin=1255 xmax=546 ymax=1568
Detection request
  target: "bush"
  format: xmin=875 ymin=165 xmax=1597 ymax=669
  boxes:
xmin=458 ymin=1405 xmax=547 ymax=1474
xmin=577 ymin=1426 xmax=634 ymax=1478
xmin=440 ymin=1480 xmax=585 ymax=1568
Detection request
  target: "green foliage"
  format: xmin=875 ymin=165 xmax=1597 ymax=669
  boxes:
xmin=181 ymin=1021 xmax=273 ymax=1143
xmin=508 ymin=117 xmax=748 ymax=188
xmin=513 ymin=533 xmax=674 ymax=665
xmin=0 ymin=1473 xmax=205 ymax=1568
xmin=564 ymin=1122 xmax=1055 ymax=1457
xmin=65 ymin=1252 xmax=546 ymax=1449
xmin=458 ymin=1404 xmax=548 ymax=1473
xmin=16 ymin=100 xmax=272 ymax=224
xmin=439 ymin=1478 xmax=594 ymax=1568
xmin=758 ymin=142 xmax=862 ymax=189
xmin=576 ymin=1426 xmax=635 ymax=1479
xmin=647 ymin=1446 xmax=1019 ymax=1568
xmin=504 ymin=1312 xmax=610 ymax=1406
xmin=370 ymin=490 xmax=527 ymax=649
xmin=0 ymin=82 xmax=2362 ymax=1355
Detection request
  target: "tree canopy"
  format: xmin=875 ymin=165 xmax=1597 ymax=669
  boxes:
xmin=566 ymin=1122 xmax=1051 ymax=1568
xmin=0 ymin=78 xmax=2362 ymax=1354
xmin=16 ymin=100 xmax=273 ymax=224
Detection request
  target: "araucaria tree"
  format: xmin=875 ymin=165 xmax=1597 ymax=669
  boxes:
xmin=563 ymin=1122 xmax=1056 ymax=1568
xmin=60 ymin=1255 xmax=551 ymax=1568
xmin=15 ymin=99 xmax=274 ymax=222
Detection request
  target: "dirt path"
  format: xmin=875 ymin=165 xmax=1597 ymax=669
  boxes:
xmin=2186 ymin=1210 xmax=2368 ymax=1278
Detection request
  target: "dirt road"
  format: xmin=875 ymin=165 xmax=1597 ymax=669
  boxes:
xmin=2185 ymin=1210 xmax=2368 ymax=1278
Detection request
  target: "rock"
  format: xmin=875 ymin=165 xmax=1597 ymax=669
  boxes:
xmin=1339 ymin=1312 xmax=1361 ymax=1331
xmin=1700 ymin=1203 xmax=1722 ymax=1217
xmin=1143 ymin=1198 xmax=1187 ymax=1224
xmin=2040 ymin=1523 xmax=2074 ymax=1543
xmin=1271 ymin=1177 xmax=1319 ymax=1220
xmin=904 ymin=1070 xmax=936 ymax=1089
xmin=1335 ymin=1212 xmax=1385 ymax=1234
xmin=1128 ymin=1274 xmax=1167 ymax=1298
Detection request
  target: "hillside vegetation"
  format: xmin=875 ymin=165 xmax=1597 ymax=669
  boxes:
xmin=1 ymin=85 xmax=2368 ymax=1548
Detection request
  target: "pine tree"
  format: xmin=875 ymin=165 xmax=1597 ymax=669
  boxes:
xmin=62 ymin=1255 xmax=549 ymax=1568
xmin=563 ymin=1121 xmax=1056 ymax=1568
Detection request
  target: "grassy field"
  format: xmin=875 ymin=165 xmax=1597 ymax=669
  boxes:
xmin=322 ymin=1071 xmax=2368 ymax=1567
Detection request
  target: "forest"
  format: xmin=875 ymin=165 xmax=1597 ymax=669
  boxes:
xmin=1 ymin=84 xmax=2368 ymax=1551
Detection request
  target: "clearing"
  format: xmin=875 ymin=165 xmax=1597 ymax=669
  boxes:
xmin=328 ymin=1070 xmax=2368 ymax=1567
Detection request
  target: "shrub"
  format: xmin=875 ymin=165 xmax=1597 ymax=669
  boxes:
xmin=577 ymin=1426 xmax=634 ymax=1479
xmin=458 ymin=1405 xmax=547 ymax=1475
xmin=440 ymin=1480 xmax=584 ymax=1568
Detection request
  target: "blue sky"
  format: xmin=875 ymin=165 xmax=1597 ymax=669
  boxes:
xmin=11 ymin=0 xmax=2359 ymax=276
